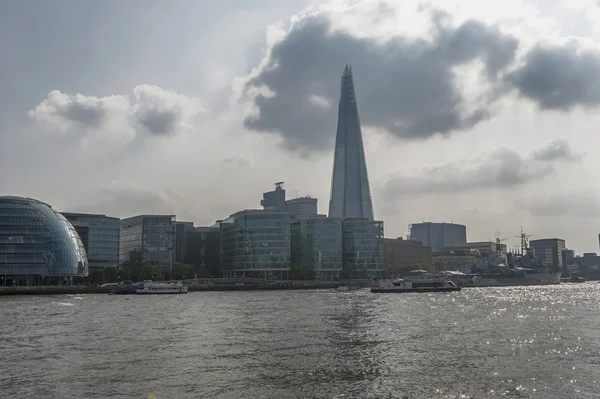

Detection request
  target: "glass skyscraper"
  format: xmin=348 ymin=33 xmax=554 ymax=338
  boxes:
xmin=62 ymin=212 xmax=120 ymax=269
xmin=119 ymin=215 xmax=174 ymax=274
xmin=341 ymin=218 xmax=384 ymax=279
xmin=328 ymin=64 xmax=374 ymax=220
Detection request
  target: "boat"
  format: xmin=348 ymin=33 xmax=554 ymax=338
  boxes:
xmin=135 ymin=280 xmax=188 ymax=294
xmin=371 ymin=278 xmax=461 ymax=293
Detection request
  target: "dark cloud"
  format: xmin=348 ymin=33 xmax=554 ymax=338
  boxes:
xmin=381 ymin=139 xmax=580 ymax=197
xmin=507 ymin=42 xmax=600 ymax=110
xmin=530 ymin=138 xmax=581 ymax=162
xmin=243 ymin=12 xmax=518 ymax=153
xmin=518 ymin=191 xmax=600 ymax=218
xmin=134 ymin=108 xmax=179 ymax=135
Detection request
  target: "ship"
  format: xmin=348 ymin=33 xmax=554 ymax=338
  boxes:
xmin=460 ymin=228 xmax=560 ymax=287
xmin=413 ymin=228 xmax=561 ymax=287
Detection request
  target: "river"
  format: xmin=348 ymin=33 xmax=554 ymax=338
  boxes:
xmin=0 ymin=283 xmax=598 ymax=398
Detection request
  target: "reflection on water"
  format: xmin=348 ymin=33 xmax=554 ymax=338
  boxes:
xmin=0 ymin=284 xmax=599 ymax=398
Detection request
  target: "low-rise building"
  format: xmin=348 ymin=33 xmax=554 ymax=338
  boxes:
xmin=384 ymin=238 xmax=432 ymax=276
xmin=62 ymin=212 xmax=120 ymax=269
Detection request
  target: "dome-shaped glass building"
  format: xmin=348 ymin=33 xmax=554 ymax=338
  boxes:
xmin=0 ymin=196 xmax=88 ymax=285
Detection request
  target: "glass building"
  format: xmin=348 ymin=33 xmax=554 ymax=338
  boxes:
xmin=291 ymin=215 xmax=342 ymax=280
xmin=62 ymin=212 xmax=120 ymax=269
xmin=0 ymin=196 xmax=88 ymax=285
xmin=329 ymin=64 xmax=375 ymax=220
xmin=220 ymin=210 xmax=290 ymax=279
xmin=341 ymin=218 xmax=384 ymax=279
xmin=119 ymin=215 xmax=174 ymax=274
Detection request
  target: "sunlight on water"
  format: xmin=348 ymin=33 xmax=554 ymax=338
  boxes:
xmin=0 ymin=283 xmax=598 ymax=398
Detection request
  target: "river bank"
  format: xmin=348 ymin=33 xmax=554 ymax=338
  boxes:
xmin=0 ymin=282 xmax=362 ymax=296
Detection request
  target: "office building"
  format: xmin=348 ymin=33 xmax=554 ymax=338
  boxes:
xmin=445 ymin=241 xmax=506 ymax=256
xmin=62 ymin=212 xmax=120 ymax=269
xmin=409 ymin=222 xmax=467 ymax=250
xmin=341 ymin=218 xmax=384 ymax=279
xmin=172 ymin=221 xmax=195 ymax=264
xmin=0 ymin=196 xmax=88 ymax=285
xmin=384 ymin=238 xmax=432 ymax=276
xmin=220 ymin=210 xmax=290 ymax=279
xmin=291 ymin=215 xmax=342 ymax=280
xmin=529 ymin=238 xmax=566 ymax=272
xmin=328 ymin=64 xmax=375 ymax=220
xmin=261 ymin=182 xmax=286 ymax=211
xmin=285 ymin=196 xmax=318 ymax=217
xmin=184 ymin=226 xmax=221 ymax=276
xmin=119 ymin=215 xmax=174 ymax=274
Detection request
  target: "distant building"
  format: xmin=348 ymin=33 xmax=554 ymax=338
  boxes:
xmin=291 ymin=215 xmax=342 ymax=280
xmin=184 ymin=226 xmax=221 ymax=276
xmin=409 ymin=222 xmax=467 ymax=250
xmin=341 ymin=218 xmax=384 ymax=279
xmin=328 ymin=65 xmax=375 ymax=220
xmin=220 ymin=210 xmax=290 ymax=279
xmin=431 ymin=249 xmax=478 ymax=272
xmin=172 ymin=221 xmax=195 ymax=264
xmin=261 ymin=182 xmax=286 ymax=211
xmin=119 ymin=215 xmax=174 ymax=274
xmin=384 ymin=238 xmax=432 ymax=276
xmin=445 ymin=241 xmax=506 ymax=256
xmin=529 ymin=238 xmax=566 ymax=272
xmin=62 ymin=212 xmax=120 ymax=269
xmin=285 ymin=197 xmax=318 ymax=218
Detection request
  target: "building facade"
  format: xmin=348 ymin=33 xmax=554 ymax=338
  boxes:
xmin=62 ymin=212 xmax=120 ymax=269
xmin=328 ymin=65 xmax=375 ymax=220
xmin=261 ymin=182 xmax=286 ymax=211
xmin=184 ymin=226 xmax=221 ymax=276
xmin=119 ymin=215 xmax=174 ymax=274
xmin=172 ymin=221 xmax=195 ymax=264
xmin=409 ymin=222 xmax=467 ymax=250
xmin=341 ymin=218 xmax=384 ymax=279
xmin=383 ymin=238 xmax=432 ymax=276
xmin=220 ymin=210 xmax=290 ymax=279
xmin=291 ymin=215 xmax=342 ymax=280
xmin=445 ymin=241 xmax=506 ymax=256
xmin=285 ymin=197 xmax=318 ymax=218
xmin=0 ymin=196 xmax=88 ymax=285
xmin=529 ymin=238 xmax=566 ymax=272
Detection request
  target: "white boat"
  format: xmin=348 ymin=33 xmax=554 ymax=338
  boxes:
xmin=135 ymin=280 xmax=188 ymax=294
xmin=371 ymin=278 xmax=461 ymax=293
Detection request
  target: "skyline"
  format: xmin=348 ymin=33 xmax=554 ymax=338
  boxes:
xmin=1 ymin=0 xmax=599 ymax=254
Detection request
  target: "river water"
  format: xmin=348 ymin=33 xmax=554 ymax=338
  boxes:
xmin=0 ymin=283 xmax=599 ymax=399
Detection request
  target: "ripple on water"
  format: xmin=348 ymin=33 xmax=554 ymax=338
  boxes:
xmin=0 ymin=284 xmax=599 ymax=398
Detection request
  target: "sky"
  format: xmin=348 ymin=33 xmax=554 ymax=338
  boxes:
xmin=1 ymin=0 xmax=599 ymax=254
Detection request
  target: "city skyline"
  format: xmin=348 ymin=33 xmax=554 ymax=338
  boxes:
xmin=1 ymin=1 xmax=600 ymax=254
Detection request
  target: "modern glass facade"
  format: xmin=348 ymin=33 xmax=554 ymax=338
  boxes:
xmin=173 ymin=221 xmax=195 ymax=264
xmin=341 ymin=218 xmax=384 ymax=279
xmin=220 ymin=210 xmax=290 ymax=279
xmin=329 ymin=64 xmax=375 ymax=220
xmin=62 ymin=212 xmax=120 ymax=269
xmin=0 ymin=196 xmax=88 ymax=284
xmin=291 ymin=216 xmax=342 ymax=280
xmin=409 ymin=222 xmax=467 ymax=250
xmin=119 ymin=215 xmax=174 ymax=273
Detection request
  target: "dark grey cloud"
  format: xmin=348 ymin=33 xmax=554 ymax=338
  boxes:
xmin=135 ymin=108 xmax=179 ymax=135
xmin=507 ymin=42 xmax=600 ymax=111
xmin=381 ymin=139 xmax=581 ymax=197
xmin=530 ymin=138 xmax=581 ymax=162
xmin=517 ymin=191 xmax=600 ymax=218
xmin=243 ymin=12 xmax=519 ymax=153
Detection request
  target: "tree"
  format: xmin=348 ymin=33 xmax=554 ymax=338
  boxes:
xmin=410 ymin=263 xmax=431 ymax=272
xmin=170 ymin=263 xmax=195 ymax=280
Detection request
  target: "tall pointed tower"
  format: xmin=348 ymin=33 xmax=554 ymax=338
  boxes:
xmin=328 ymin=64 xmax=374 ymax=220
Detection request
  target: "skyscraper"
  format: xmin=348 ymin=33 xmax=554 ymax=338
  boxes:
xmin=328 ymin=64 xmax=374 ymax=220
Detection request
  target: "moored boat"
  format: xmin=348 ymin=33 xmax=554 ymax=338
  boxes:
xmin=135 ymin=280 xmax=188 ymax=294
xmin=371 ymin=278 xmax=461 ymax=293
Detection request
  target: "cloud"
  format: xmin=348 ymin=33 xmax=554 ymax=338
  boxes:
xmin=29 ymin=85 xmax=204 ymax=142
xmin=381 ymin=139 xmax=580 ymax=196
xmin=241 ymin=8 xmax=518 ymax=154
xmin=530 ymin=138 xmax=582 ymax=161
xmin=222 ymin=155 xmax=252 ymax=166
xmin=518 ymin=190 xmax=600 ymax=218
xmin=507 ymin=42 xmax=600 ymax=111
